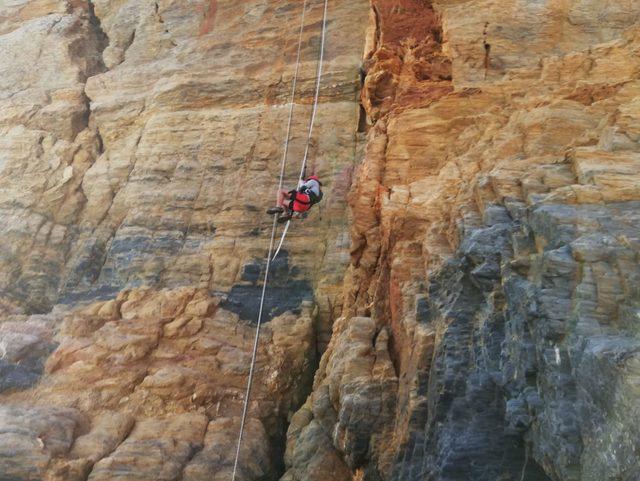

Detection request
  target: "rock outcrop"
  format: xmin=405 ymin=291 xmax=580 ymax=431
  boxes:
xmin=2 ymin=0 xmax=640 ymax=481
xmin=1 ymin=287 xmax=316 ymax=480
xmin=282 ymin=1 xmax=640 ymax=481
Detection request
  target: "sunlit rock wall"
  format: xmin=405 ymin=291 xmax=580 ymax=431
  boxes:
xmin=3 ymin=0 xmax=640 ymax=480
xmin=0 ymin=0 xmax=368 ymax=336
xmin=283 ymin=1 xmax=640 ymax=481
xmin=0 ymin=1 xmax=368 ymax=480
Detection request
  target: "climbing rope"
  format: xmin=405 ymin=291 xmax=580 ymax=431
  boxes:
xmin=230 ymin=214 xmax=277 ymax=481
xmin=230 ymin=1 xmax=310 ymax=480
xmin=298 ymin=0 xmax=330 ymax=183
xmin=277 ymin=0 xmax=310 ymax=194
xmin=231 ymin=0 xmax=330 ymax=477
xmin=271 ymin=0 xmax=330 ymax=262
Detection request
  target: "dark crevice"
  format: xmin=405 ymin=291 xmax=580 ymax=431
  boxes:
xmin=77 ymin=418 xmax=137 ymax=481
xmin=483 ymin=22 xmax=491 ymax=79
xmin=95 ymin=126 xmax=104 ymax=154
xmin=122 ymin=28 xmax=136 ymax=60
xmin=358 ymin=104 xmax=368 ymax=133
xmin=178 ymin=432 xmax=207 ymax=481
xmin=153 ymin=2 xmax=178 ymax=47
xmin=372 ymin=4 xmax=382 ymax=57
xmin=86 ymin=0 xmax=109 ymax=68
xmin=484 ymin=42 xmax=491 ymax=76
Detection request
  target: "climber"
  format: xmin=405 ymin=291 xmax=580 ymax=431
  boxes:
xmin=266 ymin=175 xmax=323 ymax=222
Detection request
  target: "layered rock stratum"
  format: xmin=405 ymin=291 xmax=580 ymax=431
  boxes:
xmin=1 ymin=1 xmax=640 ymax=481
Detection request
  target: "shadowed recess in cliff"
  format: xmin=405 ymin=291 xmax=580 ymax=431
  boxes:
xmin=362 ymin=0 xmax=452 ymax=120
xmin=0 ymin=343 xmax=58 ymax=394
xmin=221 ymin=251 xmax=313 ymax=323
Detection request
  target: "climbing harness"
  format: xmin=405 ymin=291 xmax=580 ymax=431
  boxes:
xmin=230 ymin=0 xmax=328 ymax=479
xmin=290 ymin=190 xmax=313 ymax=212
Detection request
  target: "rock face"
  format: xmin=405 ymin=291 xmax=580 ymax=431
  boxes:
xmin=2 ymin=0 xmax=640 ymax=481
xmin=1 ymin=288 xmax=317 ymax=480
xmin=0 ymin=0 xmax=368 ymax=480
xmin=282 ymin=1 xmax=640 ymax=481
xmin=0 ymin=0 xmax=368 ymax=340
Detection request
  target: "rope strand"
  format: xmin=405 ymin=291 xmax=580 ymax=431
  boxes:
xmin=278 ymin=0 xmax=310 ymax=194
xmin=230 ymin=1 xmax=309 ymax=479
xmin=272 ymin=0 xmax=330 ymax=264
xmin=298 ymin=0 xmax=330 ymax=184
xmin=230 ymin=216 xmax=278 ymax=481
xmin=231 ymin=0 xmax=330 ymax=477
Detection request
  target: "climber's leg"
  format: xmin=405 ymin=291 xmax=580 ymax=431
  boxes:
xmin=266 ymin=189 xmax=291 ymax=214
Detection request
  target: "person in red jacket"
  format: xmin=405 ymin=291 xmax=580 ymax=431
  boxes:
xmin=266 ymin=175 xmax=323 ymax=222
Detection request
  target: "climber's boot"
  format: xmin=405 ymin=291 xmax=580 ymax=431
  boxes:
xmin=277 ymin=213 xmax=292 ymax=224
xmin=266 ymin=206 xmax=284 ymax=215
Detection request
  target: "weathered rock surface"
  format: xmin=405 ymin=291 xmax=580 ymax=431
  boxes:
xmin=0 ymin=287 xmax=316 ymax=480
xmin=281 ymin=316 xmax=397 ymax=481
xmin=282 ymin=1 xmax=640 ymax=481
xmin=0 ymin=0 xmax=368 ymax=346
xmin=0 ymin=2 xmax=368 ymax=479
xmin=3 ymin=0 xmax=640 ymax=480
